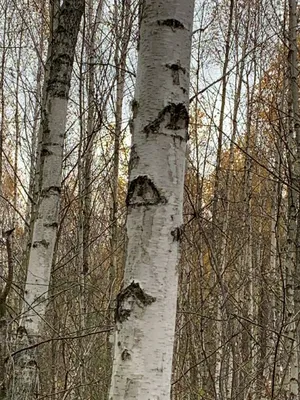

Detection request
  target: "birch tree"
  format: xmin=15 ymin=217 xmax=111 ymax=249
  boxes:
xmin=7 ymin=1 xmax=84 ymax=398
xmin=283 ymin=0 xmax=300 ymax=396
xmin=109 ymin=0 xmax=195 ymax=398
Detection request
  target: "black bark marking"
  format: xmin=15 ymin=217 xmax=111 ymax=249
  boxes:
xmin=115 ymin=281 xmax=156 ymax=323
xmin=121 ymin=349 xmax=131 ymax=361
xmin=44 ymin=222 xmax=58 ymax=228
xmin=128 ymin=145 xmax=140 ymax=172
xmin=165 ymin=104 xmax=189 ymax=130
xmin=46 ymin=0 xmax=84 ymax=99
xmin=43 ymin=142 xmax=62 ymax=147
xmin=171 ymin=225 xmax=184 ymax=242
xmin=16 ymin=326 xmax=27 ymax=337
xmin=27 ymin=359 xmax=37 ymax=367
xmin=41 ymin=148 xmax=53 ymax=157
xmin=41 ymin=186 xmax=61 ymax=197
xmin=32 ymin=240 xmax=50 ymax=249
xmin=126 ymin=176 xmax=166 ymax=207
xmin=166 ymin=63 xmax=186 ymax=85
xmin=131 ymin=99 xmax=139 ymax=118
xmin=158 ymin=19 xmax=184 ymax=29
xmin=144 ymin=103 xmax=189 ymax=140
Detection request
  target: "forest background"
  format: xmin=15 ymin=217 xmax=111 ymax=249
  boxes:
xmin=0 ymin=0 xmax=299 ymax=399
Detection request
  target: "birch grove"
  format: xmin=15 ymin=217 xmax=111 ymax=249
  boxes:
xmin=2 ymin=0 xmax=300 ymax=399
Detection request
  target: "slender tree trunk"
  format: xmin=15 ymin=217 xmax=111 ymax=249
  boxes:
xmin=283 ymin=0 xmax=300 ymax=397
xmin=27 ymin=0 xmax=60 ymax=241
xmin=0 ymin=231 xmax=13 ymax=400
xmin=109 ymin=0 xmax=195 ymax=398
xmin=108 ymin=0 xmax=132 ymax=362
xmin=210 ymin=2 xmax=234 ymax=397
xmin=0 ymin=2 xmax=8 ymax=198
xmin=8 ymin=1 xmax=84 ymax=399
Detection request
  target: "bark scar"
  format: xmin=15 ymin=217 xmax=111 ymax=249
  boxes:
xmin=166 ymin=63 xmax=186 ymax=85
xmin=32 ymin=239 xmax=50 ymax=248
xmin=158 ymin=19 xmax=185 ymax=30
xmin=143 ymin=103 xmax=189 ymax=141
xmin=126 ymin=176 xmax=166 ymax=207
xmin=41 ymin=186 xmax=61 ymax=197
xmin=121 ymin=349 xmax=131 ymax=361
xmin=115 ymin=281 xmax=156 ymax=323
xmin=171 ymin=225 xmax=184 ymax=242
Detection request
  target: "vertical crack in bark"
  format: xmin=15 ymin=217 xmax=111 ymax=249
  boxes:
xmin=144 ymin=103 xmax=189 ymax=140
xmin=126 ymin=176 xmax=166 ymax=207
xmin=115 ymin=281 xmax=156 ymax=323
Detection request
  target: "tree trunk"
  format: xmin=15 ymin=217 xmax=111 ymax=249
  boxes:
xmin=7 ymin=1 xmax=84 ymax=399
xmin=0 ymin=231 xmax=13 ymax=400
xmin=109 ymin=0 xmax=195 ymax=398
xmin=283 ymin=0 xmax=300 ymax=398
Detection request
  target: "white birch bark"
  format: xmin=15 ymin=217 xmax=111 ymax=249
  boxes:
xmin=283 ymin=0 xmax=300 ymax=397
xmin=8 ymin=1 xmax=84 ymax=399
xmin=109 ymin=1 xmax=195 ymax=399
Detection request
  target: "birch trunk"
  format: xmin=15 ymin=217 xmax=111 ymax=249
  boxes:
xmin=108 ymin=0 xmax=131 ymax=331
xmin=8 ymin=1 xmax=84 ymax=399
xmin=283 ymin=0 xmax=300 ymax=397
xmin=109 ymin=1 xmax=195 ymax=398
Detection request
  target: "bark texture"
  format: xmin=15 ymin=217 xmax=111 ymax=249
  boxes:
xmin=7 ymin=1 xmax=84 ymax=399
xmin=283 ymin=0 xmax=300 ymax=397
xmin=109 ymin=1 xmax=195 ymax=399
